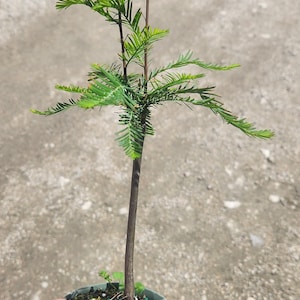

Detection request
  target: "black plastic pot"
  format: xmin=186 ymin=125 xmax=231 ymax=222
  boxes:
xmin=65 ymin=283 xmax=165 ymax=300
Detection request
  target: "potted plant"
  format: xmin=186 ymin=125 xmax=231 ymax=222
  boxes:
xmin=31 ymin=0 xmax=274 ymax=299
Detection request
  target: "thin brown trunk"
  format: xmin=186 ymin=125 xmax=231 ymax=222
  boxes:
xmin=125 ymin=156 xmax=143 ymax=300
xmin=124 ymin=1 xmax=150 ymax=299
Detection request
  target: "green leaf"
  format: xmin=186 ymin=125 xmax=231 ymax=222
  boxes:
xmin=31 ymin=65 xmax=137 ymax=114
xmin=56 ymin=0 xmax=127 ymax=25
xmin=78 ymin=81 xmax=123 ymax=108
xmin=146 ymin=82 xmax=274 ymax=139
xmin=122 ymin=27 xmax=169 ymax=66
xmin=78 ymin=65 xmax=137 ymax=109
xmin=181 ymin=95 xmax=274 ymax=138
xmin=30 ymin=99 xmax=79 ymax=116
xmin=56 ymin=0 xmax=95 ymax=10
xmin=55 ymin=84 xmax=87 ymax=93
xmin=149 ymin=51 xmax=239 ymax=80
xmin=134 ymin=282 xmax=145 ymax=295
xmin=131 ymin=8 xmax=142 ymax=32
xmin=116 ymin=113 xmax=143 ymax=159
xmin=89 ymin=0 xmax=142 ymax=31
xmin=116 ymin=0 xmax=142 ymax=32
xmin=99 ymin=270 xmax=112 ymax=283
xmin=116 ymin=104 xmax=155 ymax=158
xmin=149 ymin=72 xmax=205 ymax=93
xmin=92 ymin=0 xmax=131 ymax=24
xmin=112 ymin=272 xmax=124 ymax=283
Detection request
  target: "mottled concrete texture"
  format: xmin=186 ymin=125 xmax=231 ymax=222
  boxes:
xmin=1 ymin=1 xmax=299 ymax=299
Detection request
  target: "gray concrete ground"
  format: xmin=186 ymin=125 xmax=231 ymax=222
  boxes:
xmin=1 ymin=1 xmax=299 ymax=299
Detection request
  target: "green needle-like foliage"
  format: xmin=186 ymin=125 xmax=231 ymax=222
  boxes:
xmin=33 ymin=0 xmax=274 ymax=159
xmin=32 ymin=2 xmax=275 ymax=300
xmin=149 ymin=51 xmax=239 ymax=81
xmin=122 ymin=27 xmax=169 ymax=66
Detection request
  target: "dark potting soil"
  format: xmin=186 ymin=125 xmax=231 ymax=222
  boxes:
xmin=65 ymin=283 xmax=148 ymax=300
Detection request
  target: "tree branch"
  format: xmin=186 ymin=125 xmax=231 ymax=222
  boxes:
xmin=118 ymin=11 xmax=128 ymax=82
xmin=143 ymin=0 xmax=150 ymax=95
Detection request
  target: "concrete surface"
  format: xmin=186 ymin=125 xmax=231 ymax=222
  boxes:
xmin=1 ymin=0 xmax=299 ymax=299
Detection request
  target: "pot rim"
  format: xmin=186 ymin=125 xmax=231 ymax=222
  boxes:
xmin=65 ymin=283 xmax=165 ymax=300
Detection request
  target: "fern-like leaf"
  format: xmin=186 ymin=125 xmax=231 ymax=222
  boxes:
xmin=116 ymin=110 xmax=144 ymax=159
xmin=148 ymin=72 xmax=205 ymax=93
xmin=31 ymin=65 xmax=138 ymax=115
xmin=56 ymin=0 xmax=96 ymax=10
xmin=78 ymin=65 xmax=138 ymax=109
xmin=119 ymin=0 xmax=142 ymax=32
xmin=149 ymin=51 xmax=239 ymax=80
xmin=122 ymin=27 xmax=169 ymax=66
xmin=31 ymin=99 xmax=79 ymax=116
xmin=182 ymin=95 xmax=274 ymax=138
xmin=146 ymin=84 xmax=274 ymax=139
xmin=116 ymin=106 xmax=154 ymax=158
xmin=55 ymin=84 xmax=87 ymax=93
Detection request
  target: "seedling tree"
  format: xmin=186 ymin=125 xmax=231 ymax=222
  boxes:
xmin=32 ymin=0 xmax=274 ymax=299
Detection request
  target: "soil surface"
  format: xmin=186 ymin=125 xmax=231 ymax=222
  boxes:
xmin=1 ymin=1 xmax=299 ymax=299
